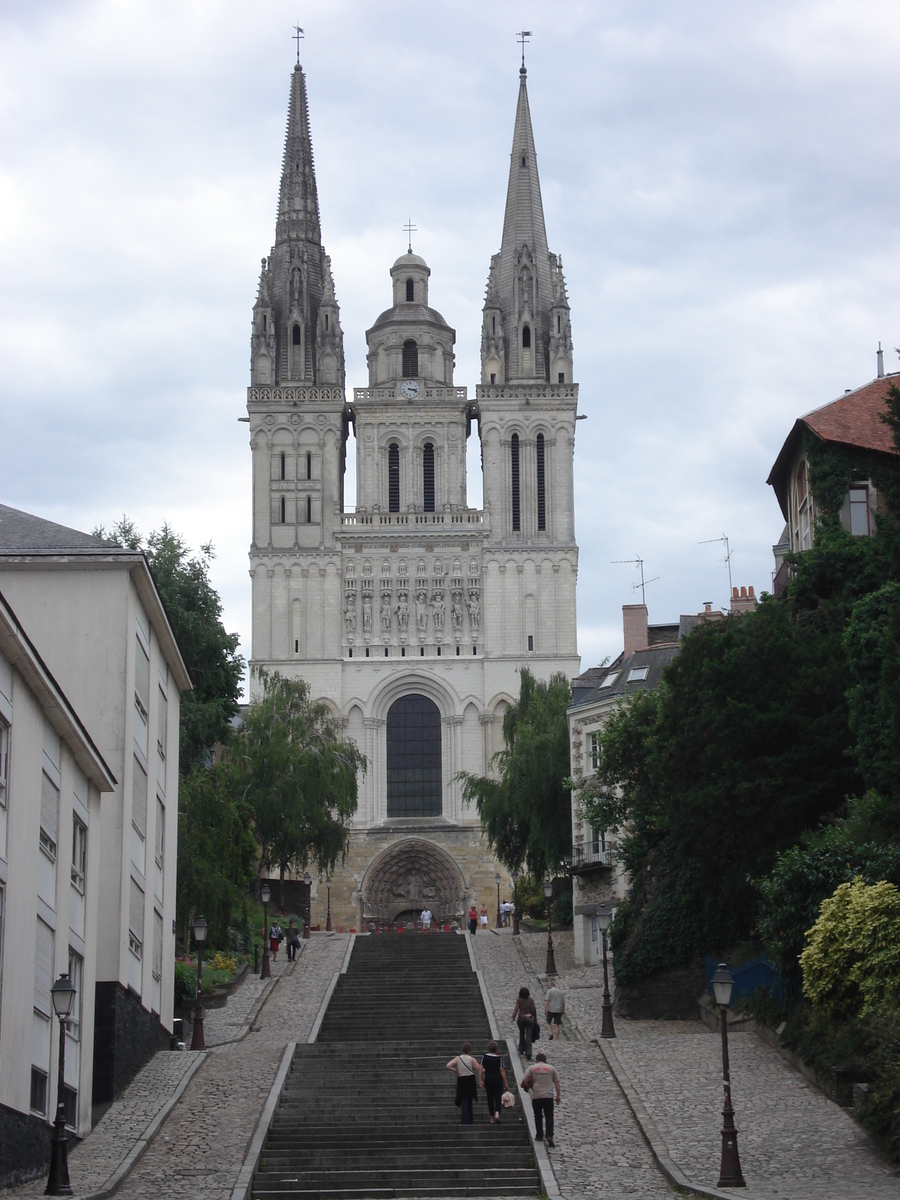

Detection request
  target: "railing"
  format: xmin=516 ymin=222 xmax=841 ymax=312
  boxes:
xmin=353 ymin=386 xmax=468 ymax=403
xmin=571 ymin=841 xmax=614 ymax=869
xmin=705 ymin=955 xmax=783 ymax=1005
xmin=340 ymin=510 xmax=485 ymax=527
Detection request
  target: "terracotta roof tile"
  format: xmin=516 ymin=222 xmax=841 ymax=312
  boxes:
xmin=801 ymin=375 xmax=900 ymax=456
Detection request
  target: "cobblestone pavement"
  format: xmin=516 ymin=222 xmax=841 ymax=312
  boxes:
xmin=508 ymin=929 xmax=900 ymax=1200
xmin=474 ymin=928 xmax=675 ymax=1199
xmin=3 ymin=944 xmax=331 ymax=1199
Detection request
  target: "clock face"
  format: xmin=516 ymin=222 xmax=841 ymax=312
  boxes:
xmin=400 ymin=379 xmax=420 ymax=399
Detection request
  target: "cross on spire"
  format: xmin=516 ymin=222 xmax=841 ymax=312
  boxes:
xmin=293 ymin=24 xmax=304 ymax=65
xmin=403 ymin=217 xmax=417 ymax=254
xmin=517 ymin=29 xmax=531 ymax=72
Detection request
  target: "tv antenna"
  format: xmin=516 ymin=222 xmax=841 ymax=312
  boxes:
xmin=700 ymin=534 xmax=733 ymax=595
xmin=612 ymin=555 xmax=659 ymax=606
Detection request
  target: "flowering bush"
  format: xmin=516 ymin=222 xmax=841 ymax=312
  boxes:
xmin=208 ymin=951 xmax=238 ymax=974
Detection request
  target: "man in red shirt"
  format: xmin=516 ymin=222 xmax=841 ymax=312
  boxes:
xmin=521 ymin=1052 xmax=561 ymax=1146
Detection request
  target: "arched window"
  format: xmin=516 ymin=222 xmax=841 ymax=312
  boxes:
xmin=536 ymin=433 xmax=546 ymax=531
xmin=280 ymin=496 xmax=286 ymax=524
xmin=402 ymin=340 xmax=418 ymax=378
xmin=306 ymin=451 xmax=312 ymax=480
xmin=423 ymin=442 xmax=435 ymax=512
xmin=387 ymin=694 xmax=442 ymax=817
xmin=292 ymin=324 xmax=301 ymax=346
xmin=522 ymin=325 xmax=531 ymax=349
xmin=324 ymin=313 xmax=329 ymax=331
xmin=280 ymin=453 xmax=285 ymax=481
xmin=388 ymin=443 xmax=400 ymax=512
xmin=511 ymin=433 xmax=521 ymax=532
xmin=262 ymin=314 xmax=267 ymax=331
xmin=406 ymin=278 xmax=415 ymax=302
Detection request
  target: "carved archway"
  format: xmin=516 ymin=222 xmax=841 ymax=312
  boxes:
xmin=361 ymin=839 xmax=467 ymax=926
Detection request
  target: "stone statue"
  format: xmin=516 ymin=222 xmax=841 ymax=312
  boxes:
xmin=362 ymin=594 xmax=373 ymax=634
xmin=344 ymin=595 xmax=356 ymax=634
xmin=451 ymin=591 xmax=463 ymax=635
xmin=395 ymin=591 xmax=409 ymax=633
xmin=381 ymin=592 xmax=392 ymax=634
xmin=466 ymin=590 xmax=480 ymax=632
xmin=416 ymin=590 xmax=429 ymax=637
xmin=432 ymin=591 xmax=445 ymax=632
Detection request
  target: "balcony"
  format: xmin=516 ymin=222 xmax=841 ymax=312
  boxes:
xmin=571 ymin=841 xmax=615 ymax=873
xmin=339 ymin=510 xmax=486 ymax=528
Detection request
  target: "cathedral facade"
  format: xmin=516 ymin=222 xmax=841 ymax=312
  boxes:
xmin=246 ymin=58 xmax=580 ymax=928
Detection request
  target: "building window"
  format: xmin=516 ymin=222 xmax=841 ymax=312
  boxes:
xmin=406 ymin=278 xmax=414 ymax=302
xmin=71 ymin=817 xmax=86 ymax=894
xmin=522 ymin=325 xmax=531 ymax=349
xmin=386 ymin=694 xmax=442 ymax=818
xmin=628 ymin=666 xmax=650 ymax=682
xmin=849 ymin=486 xmax=870 ymax=536
xmin=129 ymin=879 xmax=144 ymax=961
xmin=280 ymin=496 xmax=286 ymax=524
xmin=590 ymin=731 xmax=602 ymax=771
xmin=292 ymin=324 xmax=301 ymax=346
xmin=388 ymin=443 xmax=400 ymax=513
xmin=402 ymin=340 xmax=418 ymax=377
xmin=280 ymin=453 xmax=286 ymax=480
xmin=0 ymin=718 xmax=8 ymax=806
xmin=30 ymin=1069 xmax=48 ymax=1116
xmin=307 ymin=451 xmax=312 ymax=480
xmin=67 ymin=951 xmax=83 ymax=1042
xmin=527 ymin=635 xmax=534 ymax=651
xmin=306 ymin=494 xmax=312 ymax=523
xmin=558 ymin=372 xmax=565 ymax=383
xmin=536 ymin=433 xmax=546 ymax=531
xmin=511 ymin=434 xmax=521 ymax=532
xmin=599 ymin=672 xmax=619 ymax=689
xmin=40 ymin=771 xmax=59 ymax=863
xmin=155 ymin=798 xmax=165 ymax=869
xmin=423 ymin=442 xmax=435 ymax=512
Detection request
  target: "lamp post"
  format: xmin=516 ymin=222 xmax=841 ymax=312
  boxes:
xmin=325 ymin=875 xmax=333 ymax=932
xmin=712 ymin=963 xmax=746 ymax=1189
xmin=46 ymin=972 xmax=76 ymax=1196
xmin=543 ymin=879 xmax=557 ymax=975
xmin=189 ymin=915 xmax=207 ymax=1051
xmin=597 ymin=906 xmax=616 ymax=1038
xmin=511 ymin=868 xmax=520 ymax=936
xmin=495 ymin=872 xmax=503 ymax=928
xmin=303 ymin=871 xmax=312 ymax=938
xmin=260 ymin=882 xmax=271 ymax=979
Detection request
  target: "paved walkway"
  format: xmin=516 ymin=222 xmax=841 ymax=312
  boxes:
xmin=5 ymin=928 xmax=898 ymax=1199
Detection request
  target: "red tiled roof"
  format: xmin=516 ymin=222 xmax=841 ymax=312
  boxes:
xmin=801 ymin=375 xmax=900 ymax=455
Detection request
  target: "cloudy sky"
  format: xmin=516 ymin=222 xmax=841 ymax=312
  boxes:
xmin=2 ymin=0 xmax=899 ymax=687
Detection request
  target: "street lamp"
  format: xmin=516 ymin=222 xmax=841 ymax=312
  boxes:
xmin=190 ymin=915 xmax=207 ymax=1051
xmin=596 ymin=906 xmax=616 ymax=1039
xmin=260 ymin=882 xmax=271 ymax=979
xmin=711 ymin=963 xmax=746 ymax=1189
xmin=46 ymin=972 xmax=76 ymax=1196
xmin=325 ymin=875 xmax=333 ymax=932
xmin=511 ymin=868 xmax=520 ymax=936
xmin=495 ymin=872 xmax=503 ymax=928
xmin=303 ymin=871 xmax=312 ymax=939
xmin=543 ymin=879 xmax=557 ymax=975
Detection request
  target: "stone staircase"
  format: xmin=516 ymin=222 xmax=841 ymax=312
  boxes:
xmin=251 ymin=933 xmax=539 ymax=1198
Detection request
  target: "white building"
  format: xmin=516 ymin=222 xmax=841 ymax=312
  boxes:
xmin=0 ymin=590 xmax=114 ymax=1183
xmin=0 ymin=505 xmax=190 ymax=1146
xmin=247 ymin=60 xmax=580 ymax=924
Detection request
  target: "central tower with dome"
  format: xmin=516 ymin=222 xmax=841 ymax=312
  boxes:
xmin=246 ymin=55 xmax=580 ymax=927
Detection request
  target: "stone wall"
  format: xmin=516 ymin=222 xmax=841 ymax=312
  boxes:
xmin=91 ymin=982 xmax=170 ymax=1115
xmin=614 ymin=958 xmax=707 ymax=1020
xmin=0 ymin=1102 xmax=53 ymax=1188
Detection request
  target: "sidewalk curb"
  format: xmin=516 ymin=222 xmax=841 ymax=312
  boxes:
xmin=595 ymin=1037 xmax=763 ymax=1200
xmin=80 ymin=1050 xmax=209 ymax=1200
xmin=231 ymin=1041 xmax=295 ymax=1200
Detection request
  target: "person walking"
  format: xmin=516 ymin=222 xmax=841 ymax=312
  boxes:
xmin=544 ymin=982 xmax=565 ymax=1039
xmin=270 ymin=920 xmax=282 ymax=962
xmin=511 ymin=985 xmax=537 ymax=1059
xmin=480 ymin=1041 xmax=508 ymax=1124
xmin=479 ymin=904 xmax=489 ymax=929
xmin=446 ymin=1042 xmax=484 ymax=1124
xmin=285 ymin=920 xmax=299 ymax=962
xmin=467 ymin=905 xmax=478 ymax=935
xmin=420 ymin=906 xmax=433 ymax=932
xmin=521 ymin=1052 xmax=561 ymax=1146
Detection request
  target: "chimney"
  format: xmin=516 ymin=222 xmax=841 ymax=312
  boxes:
xmin=698 ymin=601 xmax=724 ymax=624
xmin=877 ymin=342 xmax=885 ymax=379
xmin=623 ymin=604 xmax=649 ymax=657
xmin=730 ymin=584 xmax=758 ymax=614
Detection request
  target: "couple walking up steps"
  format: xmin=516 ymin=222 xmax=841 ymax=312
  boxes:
xmin=446 ymin=1041 xmax=510 ymax=1124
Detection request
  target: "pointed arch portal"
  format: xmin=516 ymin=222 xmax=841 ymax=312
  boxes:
xmin=361 ymin=839 xmax=467 ymax=926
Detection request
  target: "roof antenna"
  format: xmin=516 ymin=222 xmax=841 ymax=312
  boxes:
xmin=293 ymin=23 xmax=304 ymax=66
xmin=517 ymin=30 xmax=531 ymax=75
xmin=877 ymin=342 xmax=885 ymax=379
xmin=700 ymin=534 xmax=733 ymax=596
xmin=612 ymin=556 xmax=659 ymax=606
xmin=403 ymin=217 xmax=417 ymax=254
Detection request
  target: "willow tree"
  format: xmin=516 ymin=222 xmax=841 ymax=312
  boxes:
xmin=234 ymin=670 xmax=366 ymax=904
xmin=458 ymin=668 xmax=572 ymax=881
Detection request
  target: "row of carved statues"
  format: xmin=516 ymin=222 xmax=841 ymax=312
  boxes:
xmin=343 ymin=585 xmax=481 ymax=639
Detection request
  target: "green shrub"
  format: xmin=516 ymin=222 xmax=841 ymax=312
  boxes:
xmin=800 ymin=877 xmax=900 ymax=1018
xmin=552 ymin=887 xmax=573 ymax=927
xmin=173 ymin=959 xmax=196 ymax=1005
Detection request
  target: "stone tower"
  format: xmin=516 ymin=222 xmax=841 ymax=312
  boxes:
xmin=247 ymin=58 xmax=580 ymax=930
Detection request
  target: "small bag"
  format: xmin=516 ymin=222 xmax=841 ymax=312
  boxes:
xmin=501 ymin=1090 xmax=515 ymax=1108
xmin=521 ymin=1075 xmax=533 ymax=1092
xmin=532 ymin=1019 xmax=541 ymax=1042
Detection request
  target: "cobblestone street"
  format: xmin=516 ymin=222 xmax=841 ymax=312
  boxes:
xmin=5 ymin=928 xmax=899 ymax=1200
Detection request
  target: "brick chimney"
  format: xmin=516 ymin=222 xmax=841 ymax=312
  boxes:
xmin=623 ymin=604 xmax=649 ymax=657
xmin=730 ymin=585 xmax=757 ymax=614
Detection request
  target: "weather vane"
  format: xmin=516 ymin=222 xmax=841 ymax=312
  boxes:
xmin=293 ymin=24 xmax=304 ymax=65
xmin=517 ymin=30 xmax=532 ymax=71
xmin=403 ymin=217 xmax=417 ymax=254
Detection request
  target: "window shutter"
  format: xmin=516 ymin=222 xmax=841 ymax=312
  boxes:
xmin=41 ymin=772 xmax=59 ymax=841
xmin=133 ymin=758 xmax=148 ymax=836
xmin=135 ymin=637 xmax=150 ymax=713
xmin=130 ymin=880 xmax=144 ymax=942
xmin=34 ymin=919 xmax=54 ymax=1016
xmin=153 ymin=911 xmax=163 ymax=979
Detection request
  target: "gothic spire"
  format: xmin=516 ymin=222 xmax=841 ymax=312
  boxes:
xmin=481 ymin=66 xmax=572 ymax=385
xmin=276 ymin=64 xmax=322 ymax=247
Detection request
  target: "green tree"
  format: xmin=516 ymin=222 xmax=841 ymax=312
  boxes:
xmin=234 ymin=669 xmax=366 ymax=904
xmin=458 ymin=669 xmax=571 ymax=881
xmin=844 ymin=582 xmax=900 ymax=807
xmin=582 ymin=596 xmax=861 ymax=984
xmin=95 ymin=517 xmax=244 ymax=773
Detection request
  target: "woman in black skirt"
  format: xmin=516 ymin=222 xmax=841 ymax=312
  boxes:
xmin=480 ymin=1041 xmax=509 ymax=1124
xmin=446 ymin=1041 xmax=484 ymax=1124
